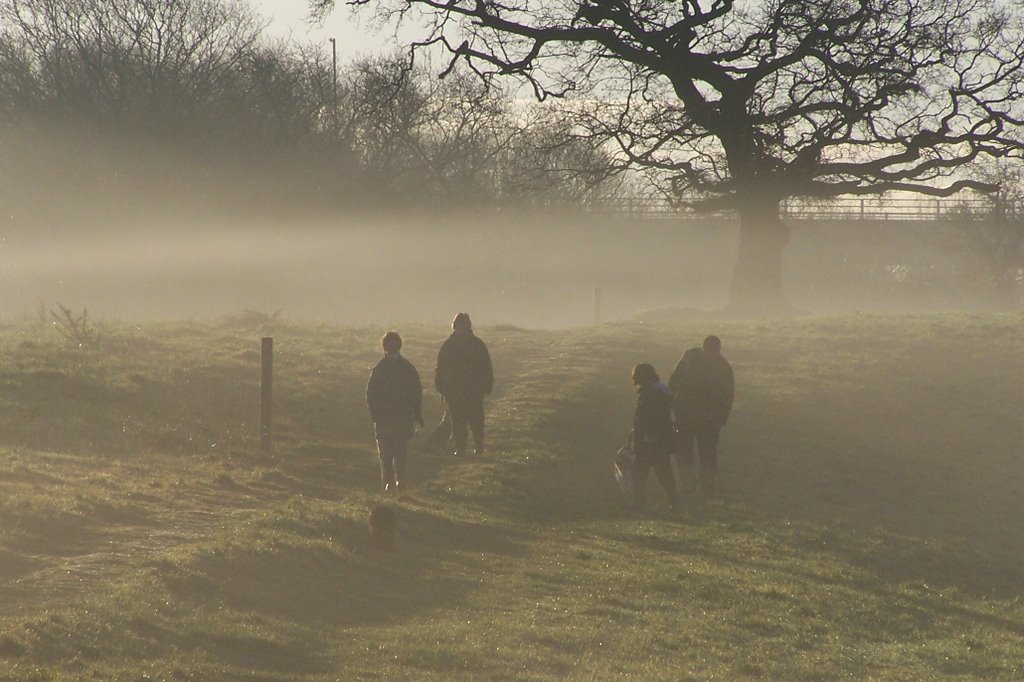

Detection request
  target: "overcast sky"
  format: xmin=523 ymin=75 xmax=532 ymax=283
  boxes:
xmin=254 ymin=0 xmax=412 ymax=59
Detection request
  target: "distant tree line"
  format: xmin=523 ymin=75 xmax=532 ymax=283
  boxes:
xmin=939 ymin=161 xmax=1024 ymax=307
xmin=0 ymin=0 xmax=620 ymax=227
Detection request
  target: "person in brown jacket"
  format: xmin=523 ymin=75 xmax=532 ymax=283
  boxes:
xmin=668 ymin=335 xmax=734 ymax=498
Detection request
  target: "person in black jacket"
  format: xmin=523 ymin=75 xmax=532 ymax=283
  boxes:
xmin=668 ymin=335 xmax=734 ymax=498
xmin=631 ymin=363 xmax=681 ymax=513
xmin=366 ymin=331 xmax=423 ymax=492
xmin=435 ymin=313 xmax=493 ymax=456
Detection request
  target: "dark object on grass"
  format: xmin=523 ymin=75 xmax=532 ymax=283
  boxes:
xmin=369 ymin=505 xmax=396 ymax=550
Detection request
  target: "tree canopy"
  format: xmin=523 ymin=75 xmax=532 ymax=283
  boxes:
xmin=0 ymin=0 xmax=619 ymax=225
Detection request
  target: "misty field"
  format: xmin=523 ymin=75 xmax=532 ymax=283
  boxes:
xmin=3 ymin=212 xmax=1013 ymax=330
xmin=0 ymin=313 xmax=1021 ymax=680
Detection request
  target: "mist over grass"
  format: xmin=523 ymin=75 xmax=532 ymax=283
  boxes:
xmin=3 ymin=212 xmax=729 ymax=327
xmin=3 ymin=208 xmax=1018 ymax=329
xmin=2 ymin=107 xmax=1018 ymax=325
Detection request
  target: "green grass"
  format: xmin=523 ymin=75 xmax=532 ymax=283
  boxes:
xmin=0 ymin=312 xmax=1021 ymax=680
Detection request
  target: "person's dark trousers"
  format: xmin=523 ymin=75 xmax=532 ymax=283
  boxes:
xmin=675 ymin=427 xmax=698 ymax=493
xmin=375 ymin=431 xmax=409 ymax=489
xmin=696 ymin=426 xmax=721 ymax=496
xmin=447 ymin=394 xmax=485 ymax=455
xmin=678 ymin=423 xmax=721 ymax=497
xmin=632 ymin=447 xmax=679 ymax=510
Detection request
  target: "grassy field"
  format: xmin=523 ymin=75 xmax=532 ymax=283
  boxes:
xmin=0 ymin=312 xmax=1020 ymax=680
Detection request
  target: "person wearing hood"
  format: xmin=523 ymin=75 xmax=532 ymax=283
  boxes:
xmin=366 ymin=331 xmax=423 ymax=492
xmin=434 ymin=313 xmax=493 ymax=456
xmin=630 ymin=363 xmax=680 ymax=513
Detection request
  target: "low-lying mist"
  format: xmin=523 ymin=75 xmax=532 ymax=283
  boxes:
xmin=2 ymin=122 xmax=1018 ymax=327
xmin=2 ymin=209 xmax=1017 ymax=328
xmin=3 ymin=214 xmax=732 ymax=327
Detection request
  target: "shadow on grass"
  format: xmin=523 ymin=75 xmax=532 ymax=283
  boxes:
xmin=724 ymin=390 xmax=1023 ymax=598
xmin=126 ymin=619 xmax=326 ymax=675
xmin=161 ymin=505 xmax=529 ymax=631
xmin=497 ymin=341 xmax=1023 ymax=604
xmin=578 ymin=516 xmax=1024 ymax=679
xmin=0 ymin=362 xmax=262 ymax=456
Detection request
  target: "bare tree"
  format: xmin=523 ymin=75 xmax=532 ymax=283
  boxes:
xmin=941 ymin=160 xmax=1024 ymax=306
xmin=0 ymin=0 xmax=362 ymax=215
xmin=0 ymin=0 xmax=264 ymax=127
xmin=312 ymin=0 xmax=1024 ymax=312
xmin=341 ymin=55 xmax=617 ymax=205
xmin=495 ymin=108 xmax=625 ymax=205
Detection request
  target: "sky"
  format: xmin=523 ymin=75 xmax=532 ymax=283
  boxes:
xmin=254 ymin=0 xmax=412 ymax=59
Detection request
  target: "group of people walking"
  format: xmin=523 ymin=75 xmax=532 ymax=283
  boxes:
xmin=629 ymin=335 xmax=734 ymax=512
xmin=365 ymin=316 xmax=733 ymax=514
xmin=365 ymin=313 xmax=493 ymax=492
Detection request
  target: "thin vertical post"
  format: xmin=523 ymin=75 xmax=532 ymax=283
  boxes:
xmin=260 ymin=337 xmax=273 ymax=453
xmin=330 ymin=39 xmax=338 ymax=108
xmin=329 ymin=38 xmax=338 ymax=128
xmin=593 ymin=287 xmax=602 ymax=325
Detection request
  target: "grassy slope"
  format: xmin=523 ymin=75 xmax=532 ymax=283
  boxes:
xmin=0 ymin=313 xmax=1021 ymax=680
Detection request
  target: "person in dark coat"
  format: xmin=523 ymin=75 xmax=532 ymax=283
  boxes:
xmin=630 ymin=363 xmax=681 ymax=513
xmin=668 ymin=335 xmax=734 ymax=498
xmin=366 ymin=331 xmax=423 ymax=492
xmin=434 ymin=313 xmax=493 ymax=456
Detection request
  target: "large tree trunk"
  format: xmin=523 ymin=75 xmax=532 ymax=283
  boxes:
xmin=726 ymin=198 xmax=793 ymax=315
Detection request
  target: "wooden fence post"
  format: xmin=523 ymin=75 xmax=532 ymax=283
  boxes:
xmin=260 ymin=337 xmax=273 ymax=453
